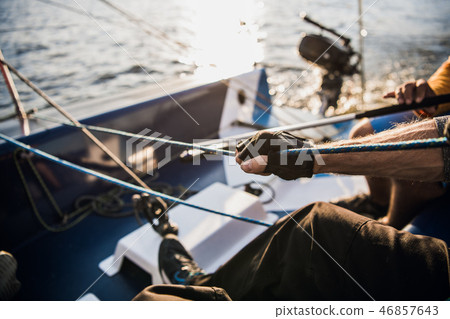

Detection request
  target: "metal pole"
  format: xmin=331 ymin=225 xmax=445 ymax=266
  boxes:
xmin=0 ymin=57 xmax=167 ymax=209
xmin=0 ymin=49 xmax=30 ymax=135
xmin=199 ymin=94 xmax=450 ymax=145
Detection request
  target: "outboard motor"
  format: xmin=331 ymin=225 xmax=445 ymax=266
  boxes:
xmin=298 ymin=12 xmax=360 ymax=114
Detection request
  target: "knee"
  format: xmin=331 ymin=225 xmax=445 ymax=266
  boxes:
xmin=290 ymin=201 xmax=345 ymax=222
xmin=291 ymin=201 xmax=370 ymax=225
xmin=349 ymin=118 xmax=374 ymax=139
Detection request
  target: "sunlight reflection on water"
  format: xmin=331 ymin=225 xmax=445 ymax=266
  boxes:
xmin=0 ymin=0 xmax=449 ymax=119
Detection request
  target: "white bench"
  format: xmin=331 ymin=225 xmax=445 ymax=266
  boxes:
xmin=98 ymin=182 xmax=277 ymax=284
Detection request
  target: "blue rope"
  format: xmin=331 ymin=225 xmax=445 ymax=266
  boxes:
xmin=32 ymin=114 xmax=449 ymax=157
xmin=1 ymin=131 xmax=448 ymax=227
xmin=284 ymin=137 xmax=449 ymax=155
xmin=0 ymin=133 xmax=272 ymax=228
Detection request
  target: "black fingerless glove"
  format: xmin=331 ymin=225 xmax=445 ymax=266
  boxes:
xmin=236 ymin=131 xmax=314 ymax=180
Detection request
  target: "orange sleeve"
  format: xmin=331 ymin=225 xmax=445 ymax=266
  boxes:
xmin=428 ymin=56 xmax=450 ymax=115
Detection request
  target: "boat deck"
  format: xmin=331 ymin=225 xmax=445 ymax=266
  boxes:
xmin=13 ymin=157 xmax=228 ymax=301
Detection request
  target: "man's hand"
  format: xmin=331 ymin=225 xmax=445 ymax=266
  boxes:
xmin=383 ymin=79 xmax=437 ymax=116
xmin=235 ymin=131 xmax=314 ymax=180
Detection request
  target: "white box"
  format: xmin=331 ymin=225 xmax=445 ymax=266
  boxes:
xmin=98 ymin=182 xmax=277 ymax=284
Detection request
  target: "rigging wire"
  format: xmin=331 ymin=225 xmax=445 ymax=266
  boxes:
xmin=31 ymin=113 xmax=235 ymax=156
xmin=30 ymin=111 xmax=450 ymax=156
xmin=2 ymin=129 xmax=448 ymax=229
xmin=0 ymin=108 xmax=36 ymax=123
xmin=1 ymin=132 xmax=273 ymax=228
xmin=35 ymin=0 xmax=124 ymax=25
xmin=0 ymin=24 xmax=81 ymax=33
xmin=0 ymin=58 xmax=168 ymax=211
xmin=36 ymin=0 xmax=95 ymax=16
xmin=95 ymin=0 xmax=275 ymax=113
xmin=3 ymin=1 xmax=449 ymax=230
xmin=98 ymin=0 xmax=189 ymax=54
xmin=3 ymin=131 xmax=449 ymax=229
xmin=5 ymin=0 xmax=281 ymax=126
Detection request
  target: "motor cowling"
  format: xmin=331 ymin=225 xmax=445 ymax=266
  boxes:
xmin=298 ymin=34 xmax=357 ymax=75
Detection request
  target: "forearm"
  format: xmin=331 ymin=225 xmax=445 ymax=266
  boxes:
xmin=313 ymin=119 xmax=445 ymax=181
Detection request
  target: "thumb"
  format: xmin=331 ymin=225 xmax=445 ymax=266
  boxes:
xmin=383 ymin=91 xmax=395 ymax=99
xmin=240 ymin=156 xmax=268 ymax=174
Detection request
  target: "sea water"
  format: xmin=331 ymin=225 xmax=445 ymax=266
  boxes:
xmin=0 ymin=0 xmax=449 ymax=119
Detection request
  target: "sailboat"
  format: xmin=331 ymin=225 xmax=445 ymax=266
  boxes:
xmin=1 ymin=1 xmax=447 ymax=302
xmin=1 ymin=52 xmax=370 ymax=299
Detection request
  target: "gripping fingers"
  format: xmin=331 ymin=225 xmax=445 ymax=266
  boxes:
xmin=395 ymin=86 xmax=405 ymax=104
xmin=240 ymin=155 xmax=269 ymax=175
xmin=391 ymin=80 xmax=432 ymax=106
xmin=415 ymin=79 xmax=428 ymax=103
xmin=235 ymin=149 xmax=243 ymax=164
xmin=402 ymin=82 xmax=415 ymax=104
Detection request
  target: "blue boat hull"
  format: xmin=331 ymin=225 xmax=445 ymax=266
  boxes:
xmin=0 ymin=69 xmax=273 ymax=300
